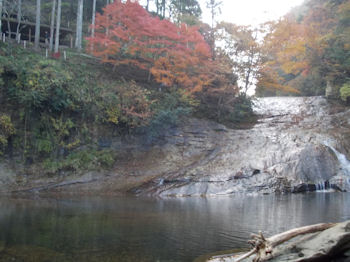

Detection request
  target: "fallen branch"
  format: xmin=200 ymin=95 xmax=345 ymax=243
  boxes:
xmin=233 ymin=223 xmax=336 ymax=262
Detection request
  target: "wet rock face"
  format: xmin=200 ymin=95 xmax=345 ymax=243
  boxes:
xmin=296 ymin=145 xmax=338 ymax=183
xmin=128 ymin=96 xmax=350 ymax=196
xmin=1 ymin=97 xmax=350 ymax=196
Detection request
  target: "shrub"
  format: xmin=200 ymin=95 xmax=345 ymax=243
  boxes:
xmin=43 ymin=149 xmax=117 ymax=175
xmin=0 ymin=114 xmax=15 ymax=155
xmin=340 ymin=82 xmax=350 ymax=102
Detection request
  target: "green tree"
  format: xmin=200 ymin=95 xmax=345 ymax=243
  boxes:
xmin=206 ymin=0 xmax=222 ymax=56
xmin=170 ymin=0 xmax=201 ymax=25
xmin=0 ymin=115 xmax=15 ymax=155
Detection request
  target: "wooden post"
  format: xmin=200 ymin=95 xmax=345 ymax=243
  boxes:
xmin=46 ymin=49 xmax=48 ymax=58
xmin=24 ymin=40 xmax=26 ymax=48
xmin=63 ymin=50 xmax=66 ymax=60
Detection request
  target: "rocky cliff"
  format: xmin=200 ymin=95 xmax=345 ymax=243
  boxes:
xmin=1 ymin=97 xmax=350 ymax=196
xmin=131 ymin=96 xmax=350 ymax=196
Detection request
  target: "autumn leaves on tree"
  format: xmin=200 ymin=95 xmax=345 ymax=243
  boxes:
xmin=256 ymin=0 xmax=350 ymax=97
xmin=87 ymin=0 xmax=214 ymax=93
xmin=85 ymin=0 xmax=349 ymax=102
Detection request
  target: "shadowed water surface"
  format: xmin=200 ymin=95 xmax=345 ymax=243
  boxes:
xmin=0 ymin=193 xmax=349 ymax=262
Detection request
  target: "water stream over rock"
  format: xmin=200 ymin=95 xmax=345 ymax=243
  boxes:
xmin=1 ymin=96 xmax=349 ymax=196
xmin=130 ymin=96 xmax=350 ymax=196
xmin=324 ymin=141 xmax=350 ymax=189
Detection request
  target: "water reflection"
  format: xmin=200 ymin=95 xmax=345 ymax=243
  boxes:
xmin=0 ymin=193 xmax=349 ymax=262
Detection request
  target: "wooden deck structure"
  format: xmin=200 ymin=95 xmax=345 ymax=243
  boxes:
xmin=1 ymin=17 xmax=73 ymax=45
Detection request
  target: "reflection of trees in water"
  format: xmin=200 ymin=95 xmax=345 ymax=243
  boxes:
xmin=0 ymin=195 xmax=349 ymax=262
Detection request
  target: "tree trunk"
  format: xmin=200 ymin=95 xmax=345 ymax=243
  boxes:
xmin=0 ymin=0 xmax=3 ymax=35
xmin=75 ymin=0 xmax=83 ymax=51
xmin=209 ymin=223 xmax=337 ymax=262
xmin=91 ymin=0 xmax=96 ymax=38
xmin=90 ymin=0 xmax=96 ymax=52
xmin=69 ymin=0 xmax=74 ymax=27
xmin=16 ymin=0 xmax=22 ymax=40
xmin=235 ymin=223 xmax=335 ymax=262
xmin=7 ymin=18 xmax=11 ymax=39
xmin=34 ymin=0 xmax=41 ymax=50
xmin=146 ymin=0 xmax=149 ymax=11
xmin=54 ymin=0 xmax=61 ymax=53
xmin=162 ymin=0 xmax=166 ymax=18
xmin=49 ymin=0 xmax=56 ymax=52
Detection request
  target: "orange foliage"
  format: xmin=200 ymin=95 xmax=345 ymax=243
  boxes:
xmin=118 ymin=81 xmax=154 ymax=127
xmin=258 ymin=13 xmax=325 ymax=93
xmin=257 ymin=65 xmax=300 ymax=94
xmin=257 ymin=0 xmax=348 ymax=95
xmin=87 ymin=0 xmax=213 ymax=92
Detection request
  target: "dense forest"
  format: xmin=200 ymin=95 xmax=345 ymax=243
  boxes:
xmin=0 ymin=0 xmax=349 ymax=176
xmin=256 ymin=0 xmax=350 ymax=98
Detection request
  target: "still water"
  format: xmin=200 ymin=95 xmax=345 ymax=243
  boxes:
xmin=0 ymin=193 xmax=349 ymax=262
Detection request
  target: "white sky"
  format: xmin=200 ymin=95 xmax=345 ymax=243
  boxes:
xmin=199 ymin=0 xmax=305 ymax=26
xmin=138 ymin=0 xmax=306 ymax=26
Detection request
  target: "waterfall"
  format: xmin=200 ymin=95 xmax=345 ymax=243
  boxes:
xmin=315 ymin=181 xmax=326 ymax=191
xmin=323 ymin=141 xmax=350 ymax=187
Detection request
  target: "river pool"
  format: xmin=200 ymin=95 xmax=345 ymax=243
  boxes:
xmin=0 ymin=193 xmax=349 ymax=262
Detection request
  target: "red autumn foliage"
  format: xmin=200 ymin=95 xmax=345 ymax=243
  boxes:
xmin=86 ymin=0 xmax=213 ymax=92
xmin=52 ymin=52 xmax=61 ymax=59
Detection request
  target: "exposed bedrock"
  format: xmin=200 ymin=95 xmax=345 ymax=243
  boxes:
xmin=128 ymin=97 xmax=350 ymax=196
xmin=1 ymin=97 xmax=350 ymax=196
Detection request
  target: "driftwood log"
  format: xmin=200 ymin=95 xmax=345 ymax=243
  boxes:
xmin=209 ymin=222 xmax=337 ymax=262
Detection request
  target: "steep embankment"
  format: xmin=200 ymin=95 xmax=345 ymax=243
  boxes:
xmin=1 ymin=97 xmax=350 ymax=196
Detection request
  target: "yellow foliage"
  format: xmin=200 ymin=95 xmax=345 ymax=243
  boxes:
xmin=105 ymin=106 xmax=120 ymax=125
xmin=257 ymin=66 xmax=300 ymax=94
xmin=64 ymin=139 xmax=81 ymax=150
xmin=0 ymin=114 xmax=15 ymax=154
xmin=0 ymin=115 xmax=15 ymax=136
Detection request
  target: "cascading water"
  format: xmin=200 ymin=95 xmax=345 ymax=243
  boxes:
xmin=315 ymin=181 xmax=327 ymax=191
xmin=324 ymin=141 xmax=350 ymax=190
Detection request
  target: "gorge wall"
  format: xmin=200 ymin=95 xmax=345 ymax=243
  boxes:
xmin=1 ymin=97 xmax=350 ymax=196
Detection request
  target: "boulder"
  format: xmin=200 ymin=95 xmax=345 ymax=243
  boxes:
xmin=207 ymin=220 xmax=350 ymax=262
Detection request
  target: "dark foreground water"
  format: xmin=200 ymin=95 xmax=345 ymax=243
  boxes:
xmin=0 ymin=193 xmax=349 ymax=262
